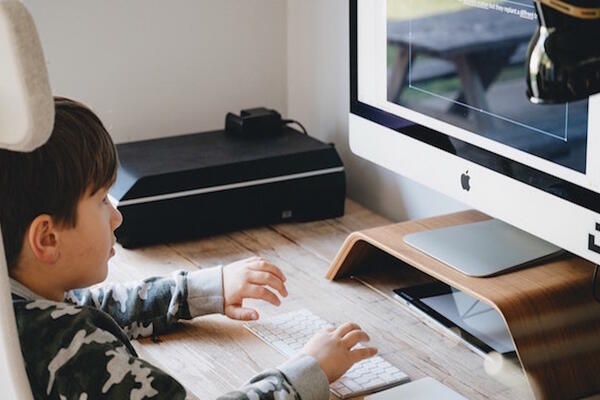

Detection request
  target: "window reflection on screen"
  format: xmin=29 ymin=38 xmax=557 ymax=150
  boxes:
xmin=386 ymin=0 xmax=588 ymax=173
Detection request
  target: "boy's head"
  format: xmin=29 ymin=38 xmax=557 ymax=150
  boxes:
xmin=0 ymin=97 xmax=122 ymax=293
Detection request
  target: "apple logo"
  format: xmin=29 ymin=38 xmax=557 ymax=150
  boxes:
xmin=461 ymin=170 xmax=471 ymax=191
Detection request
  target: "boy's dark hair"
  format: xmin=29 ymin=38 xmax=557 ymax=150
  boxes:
xmin=0 ymin=97 xmax=117 ymax=269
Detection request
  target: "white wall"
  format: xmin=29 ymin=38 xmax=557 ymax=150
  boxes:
xmin=25 ymin=0 xmax=463 ymax=222
xmin=286 ymin=0 xmax=465 ymax=222
xmin=24 ymin=0 xmax=288 ymax=144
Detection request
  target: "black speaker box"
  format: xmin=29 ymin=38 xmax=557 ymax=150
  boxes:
xmin=110 ymin=128 xmax=345 ymax=248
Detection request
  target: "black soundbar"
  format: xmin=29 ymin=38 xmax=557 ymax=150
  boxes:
xmin=110 ymin=127 xmax=345 ymax=248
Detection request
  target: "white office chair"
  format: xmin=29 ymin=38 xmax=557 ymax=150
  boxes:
xmin=0 ymin=1 xmax=54 ymax=398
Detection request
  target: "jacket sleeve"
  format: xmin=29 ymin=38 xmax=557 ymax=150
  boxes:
xmin=64 ymin=267 xmax=225 ymax=339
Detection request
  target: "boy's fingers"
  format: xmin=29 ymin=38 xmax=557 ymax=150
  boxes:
xmin=249 ymin=261 xmax=287 ymax=282
xmin=247 ymin=271 xmax=288 ymax=297
xmin=349 ymin=347 xmax=378 ymax=364
xmin=335 ymin=322 xmax=361 ymax=338
xmin=226 ymin=305 xmax=258 ymax=321
xmin=246 ymin=284 xmax=281 ymax=306
xmin=342 ymin=330 xmax=370 ymax=349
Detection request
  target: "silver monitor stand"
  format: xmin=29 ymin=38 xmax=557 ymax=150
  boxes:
xmin=403 ymin=219 xmax=563 ymax=277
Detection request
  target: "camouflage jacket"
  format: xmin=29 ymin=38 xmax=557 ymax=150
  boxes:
xmin=10 ymin=267 xmax=329 ymax=400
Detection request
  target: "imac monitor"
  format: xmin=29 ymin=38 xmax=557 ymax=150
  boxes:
xmin=350 ymin=0 xmax=600 ymax=275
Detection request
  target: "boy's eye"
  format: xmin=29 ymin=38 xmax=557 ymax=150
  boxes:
xmin=102 ymin=196 xmax=109 ymax=204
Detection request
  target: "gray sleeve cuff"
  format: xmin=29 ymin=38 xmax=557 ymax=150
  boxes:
xmin=278 ymin=354 xmax=329 ymax=400
xmin=186 ymin=266 xmax=224 ymax=317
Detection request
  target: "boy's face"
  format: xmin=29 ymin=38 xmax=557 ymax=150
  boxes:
xmin=58 ymin=186 xmax=122 ymax=289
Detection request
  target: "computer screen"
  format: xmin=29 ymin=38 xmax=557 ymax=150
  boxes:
xmin=350 ymin=0 xmax=600 ymax=267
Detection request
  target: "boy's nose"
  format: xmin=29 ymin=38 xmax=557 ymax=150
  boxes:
xmin=111 ymin=206 xmax=123 ymax=230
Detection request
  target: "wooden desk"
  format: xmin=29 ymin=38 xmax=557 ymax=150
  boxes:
xmin=106 ymin=201 xmax=533 ymax=399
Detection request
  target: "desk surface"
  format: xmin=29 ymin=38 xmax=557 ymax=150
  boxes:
xmin=107 ymin=200 xmax=530 ymax=400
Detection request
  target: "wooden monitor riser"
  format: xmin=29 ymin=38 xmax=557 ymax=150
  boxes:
xmin=325 ymin=210 xmax=600 ymax=400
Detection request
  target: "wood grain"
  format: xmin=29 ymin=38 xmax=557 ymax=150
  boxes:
xmin=107 ymin=202 xmax=543 ymax=399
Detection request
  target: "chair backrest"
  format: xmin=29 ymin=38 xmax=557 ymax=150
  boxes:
xmin=0 ymin=1 xmax=54 ymax=398
xmin=0 ymin=0 xmax=53 ymax=151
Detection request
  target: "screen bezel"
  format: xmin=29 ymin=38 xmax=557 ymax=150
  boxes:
xmin=349 ymin=0 xmax=600 ymax=215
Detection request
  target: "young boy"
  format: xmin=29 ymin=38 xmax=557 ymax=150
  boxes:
xmin=0 ymin=97 xmax=377 ymax=400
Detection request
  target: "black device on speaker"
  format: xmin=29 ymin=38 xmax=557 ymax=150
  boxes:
xmin=225 ymin=107 xmax=283 ymax=137
xmin=110 ymin=126 xmax=345 ymax=248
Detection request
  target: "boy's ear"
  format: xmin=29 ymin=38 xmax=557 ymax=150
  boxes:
xmin=26 ymin=214 xmax=60 ymax=264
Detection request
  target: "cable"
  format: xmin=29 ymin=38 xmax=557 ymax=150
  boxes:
xmin=282 ymin=119 xmax=308 ymax=136
xmin=593 ymin=264 xmax=600 ymax=303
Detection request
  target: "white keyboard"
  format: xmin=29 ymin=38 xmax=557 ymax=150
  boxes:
xmin=245 ymin=309 xmax=410 ymax=399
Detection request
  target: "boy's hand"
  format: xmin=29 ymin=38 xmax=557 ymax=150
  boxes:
xmin=222 ymin=257 xmax=288 ymax=320
xmin=303 ymin=322 xmax=378 ymax=383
